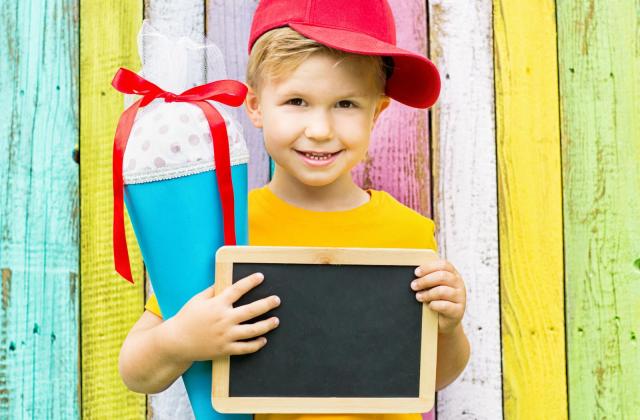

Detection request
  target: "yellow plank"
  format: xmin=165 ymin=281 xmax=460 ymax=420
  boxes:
xmin=80 ymin=0 xmax=145 ymax=417
xmin=493 ymin=1 xmax=568 ymax=418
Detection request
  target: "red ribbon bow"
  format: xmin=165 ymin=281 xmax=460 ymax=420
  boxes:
xmin=111 ymin=68 xmax=248 ymax=283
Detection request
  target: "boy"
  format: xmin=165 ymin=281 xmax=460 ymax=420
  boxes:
xmin=118 ymin=0 xmax=470 ymax=418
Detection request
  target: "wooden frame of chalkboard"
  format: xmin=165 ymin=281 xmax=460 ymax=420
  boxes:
xmin=212 ymin=245 xmax=439 ymax=413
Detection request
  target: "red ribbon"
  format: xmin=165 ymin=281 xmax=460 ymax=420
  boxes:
xmin=111 ymin=68 xmax=248 ymax=283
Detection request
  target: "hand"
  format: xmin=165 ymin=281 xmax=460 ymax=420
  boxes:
xmin=163 ymin=272 xmax=281 ymax=362
xmin=411 ymin=259 xmax=466 ymax=335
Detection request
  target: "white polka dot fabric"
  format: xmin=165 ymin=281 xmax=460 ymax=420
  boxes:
xmin=122 ymin=99 xmax=249 ymax=185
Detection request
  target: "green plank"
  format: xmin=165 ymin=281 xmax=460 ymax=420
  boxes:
xmin=558 ymin=0 xmax=640 ymax=418
xmin=0 ymin=0 xmax=79 ymax=418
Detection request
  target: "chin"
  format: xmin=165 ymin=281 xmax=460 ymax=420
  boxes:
xmin=299 ymin=179 xmax=335 ymax=188
xmin=296 ymin=175 xmax=339 ymax=188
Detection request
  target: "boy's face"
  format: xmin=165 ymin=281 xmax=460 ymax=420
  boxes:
xmin=245 ymin=53 xmax=390 ymax=189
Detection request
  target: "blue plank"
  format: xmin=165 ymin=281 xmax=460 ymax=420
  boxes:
xmin=0 ymin=0 xmax=79 ymax=418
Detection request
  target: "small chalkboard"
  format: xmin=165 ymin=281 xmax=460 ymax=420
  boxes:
xmin=212 ymin=246 xmax=439 ymax=414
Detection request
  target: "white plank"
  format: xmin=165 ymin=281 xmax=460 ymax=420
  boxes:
xmin=142 ymin=1 xmax=204 ymax=418
xmin=427 ymin=1 xmax=503 ymax=418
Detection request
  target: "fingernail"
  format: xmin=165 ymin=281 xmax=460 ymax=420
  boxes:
xmin=416 ymin=293 xmax=422 ymax=302
xmin=256 ymin=273 xmax=264 ymax=280
xmin=415 ymin=268 xmax=422 ymax=276
xmin=273 ymin=317 xmax=279 ymax=326
xmin=273 ymin=296 xmax=280 ymax=305
xmin=261 ymin=337 xmax=267 ymax=344
xmin=411 ymin=280 xmax=418 ymax=290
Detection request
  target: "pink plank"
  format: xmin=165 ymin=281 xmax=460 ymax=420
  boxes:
xmin=423 ymin=411 xmax=435 ymax=420
xmin=352 ymin=0 xmax=432 ymax=217
xmin=354 ymin=2 xmax=435 ymax=417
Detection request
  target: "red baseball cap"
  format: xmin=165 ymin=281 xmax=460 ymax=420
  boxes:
xmin=248 ymin=0 xmax=441 ymax=109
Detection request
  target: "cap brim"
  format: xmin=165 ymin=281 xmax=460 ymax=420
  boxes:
xmin=289 ymin=22 xmax=440 ymax=109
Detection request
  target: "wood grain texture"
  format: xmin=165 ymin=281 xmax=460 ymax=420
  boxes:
xmin=144 ymin=0 xmax=205 ymax=42
xmin=142 ymin=0 xmax=206 ymax=90
xmin=557 ymin=1 xmax=640 ymax=418
xmin=141 ymin=0 xmax=206 ymax=420
xmin=493 ymin=0 xmax=567 ymax=418
xmin=206 ymin=0 xmax=269 ymax=191
xmin=428 ymin=1 xmax=502 ymax=418
xmin=142 ymin=1 xmax=203 ymax=418
xmin=0 ymin=0 xmax=80 ymax=417
xmin=351 ymin=3 xmax=434 ymax=418
xmin=352 ymin=0 xmax=432 ymax=218
xmin=215 ymin=245 xmax=438 ymax=264
xmin=80 ymin=0 xmax=146 ymax=418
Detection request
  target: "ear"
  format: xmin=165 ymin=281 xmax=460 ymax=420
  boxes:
xmin=244 ymin=85 xmax=263 ymax=128
xmin=372 ymin=95 xmax=391 ymax=125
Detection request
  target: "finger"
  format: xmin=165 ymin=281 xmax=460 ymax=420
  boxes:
xmin=411 ymin=270 xmax=456 ymax=291
xmin=221 ymin=272 xmax=264 ymax=303
xmin=416 ymin=285 xmax=460 ymax=303
xmin=415 ymin=259 xmax=455 ymax=277
xmin=198 ymin=284 xmax=216 ymax=299
xmin=428 ymin=300 xmax=464 ymax=318
xmin=230 ymin=317 xmax=280 ymax=341
xmin=227 ymin=337 xmax=268 ymax=355
xmin=233 ymin=295 xmax=281 ymax=323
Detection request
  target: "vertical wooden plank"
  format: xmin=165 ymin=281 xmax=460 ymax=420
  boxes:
xmin=145 ymin=270 xmax=195 ymax=420
xmin=142 ymin=3 xmax=202 ymax=418
xmin=557 ymin=1 xmax=640 ymax=418
xmin=0 ymin=0 xmax=80 ymax=418
xmin=428 ymin=1 xmax=503 ymax=418
xmin=206 ymin=0 xmax=269 ymax=191
xmin=142 ymin=0 xmax=206 ymax=90
xmin=352 ymin=2 xmax=433 ymax=415
xmin=493 ymin=0 xmax=567 ymax=418
xmin=144 ymin=0 xmax=205 ymax=47
xmin=352 ymin=0 xmax=432 ymax=214
xmin=80 ymin=0 xmax=146 ymax=418
xmin=353 ymin=1 xmax=432 ymax=415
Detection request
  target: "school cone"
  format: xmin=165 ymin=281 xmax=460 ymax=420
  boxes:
xmin=111 ymin=64 xmax=252 ymax=420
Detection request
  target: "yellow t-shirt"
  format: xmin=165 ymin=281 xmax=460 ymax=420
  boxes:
xmin=145 ymin=185 xmax=438 ymax=420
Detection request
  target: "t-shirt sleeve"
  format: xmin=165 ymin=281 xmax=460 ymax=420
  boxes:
xmin=426 ymin=217 xmax=439 ymax=254
xmin=145 ymin=293 xmax=163 ymax=318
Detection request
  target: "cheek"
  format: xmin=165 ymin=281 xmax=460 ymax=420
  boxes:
xmin=262 ymin=129 xmax=301 ymax=164
xmin=262 ymin=112 xmax=294 ymax=144
xmin=264 ymin=128 xmax=293 ymax=151
xmin=334 ymin=115 xmax=373 ymax=146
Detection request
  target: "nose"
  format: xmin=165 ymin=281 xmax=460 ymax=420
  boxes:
xmin=304 ymin=109 xmax=333 ymax=141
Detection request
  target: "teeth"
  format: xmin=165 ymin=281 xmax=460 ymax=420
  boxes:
xmin=303 ymin=152 xmax=333 ymax=160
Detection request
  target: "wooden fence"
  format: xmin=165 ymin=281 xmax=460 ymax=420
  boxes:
xmin=0 ymin=0 xmax=638 ymax=418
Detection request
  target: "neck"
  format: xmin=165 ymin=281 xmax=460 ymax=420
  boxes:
xmin=267 ymin=166 xmax=370 ymax=212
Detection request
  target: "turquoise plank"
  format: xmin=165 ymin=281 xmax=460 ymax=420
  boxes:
xmin=0 ymin=0 xmax=79 ymax=418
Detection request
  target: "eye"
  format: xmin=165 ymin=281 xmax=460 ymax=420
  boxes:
xmin=337 ymin=100 xmax=356 ymax=109
xmin=286 ymin=98 xmax=305 ymax=106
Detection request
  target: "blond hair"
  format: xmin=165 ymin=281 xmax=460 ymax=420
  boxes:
xmin=247 ymin=26 xmax=391 ymax=95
